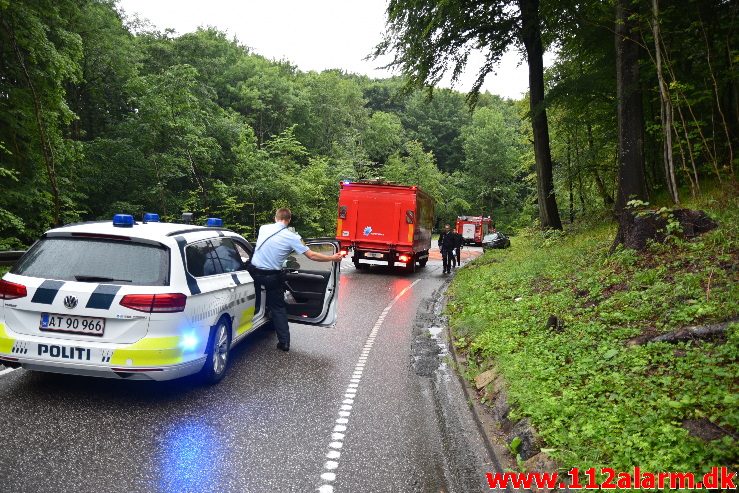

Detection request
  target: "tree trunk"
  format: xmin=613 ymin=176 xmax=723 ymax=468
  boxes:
xmin=652 ymin=0 xmax=679 ymax=205
xmin=614 ymin=0 xmax=648 ymax=211
xmin=587 ymin=123 xmax=614 ymax=207
xmin=567 ymin=134 xmax=574 ymax=223
xmin=519 ymin=0 xmax=562 ymax=230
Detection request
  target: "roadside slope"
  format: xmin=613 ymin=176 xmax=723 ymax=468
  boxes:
xmin=447 ymin=190 xmax=738 ymax=475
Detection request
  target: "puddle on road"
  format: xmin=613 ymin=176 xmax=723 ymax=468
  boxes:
xmin=427 ymin=326 xmax=449 ymax=370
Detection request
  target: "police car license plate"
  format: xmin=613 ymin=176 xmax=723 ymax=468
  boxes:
xmin=40 ymin=313 xmax=105 ymax=337
xmin=365 ymin=252 xmax=383 ymax=258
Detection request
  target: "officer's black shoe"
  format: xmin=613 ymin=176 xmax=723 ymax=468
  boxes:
xmin=276 ymin=342 xmax=289 ymax=352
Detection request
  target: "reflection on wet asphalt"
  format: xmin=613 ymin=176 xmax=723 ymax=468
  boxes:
xmin=0 ymin=248 xmax=483 ymax=493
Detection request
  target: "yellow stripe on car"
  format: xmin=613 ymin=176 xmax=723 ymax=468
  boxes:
xmin=237 ymin=306 xmax=255 ymax=335
xmin=0 ymin=323 xmax=15 ymax=355
xmin=110 ymin=335 xmax=183 ymax=367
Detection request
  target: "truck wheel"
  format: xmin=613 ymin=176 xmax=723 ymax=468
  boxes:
xmin=419 ymin=257 xmax=428 ymax=268
xmin=405 ymin=256 xmax=417 ymax=274
xmin=200 ymin=317 xmax=232 ymax=384
xmin=353 ymin=259 xmax=366 ymax=270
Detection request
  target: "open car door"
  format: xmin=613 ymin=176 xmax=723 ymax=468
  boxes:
xmin=284 ymin=239 xmax=341 ymax=327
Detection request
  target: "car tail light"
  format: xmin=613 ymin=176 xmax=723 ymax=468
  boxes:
xmin=120 ymin=293 xmax=186 ymax=313
xmin=0 ymin=279 xmax=27 ymax=300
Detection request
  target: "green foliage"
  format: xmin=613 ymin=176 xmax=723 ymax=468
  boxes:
xmin=364 ymin=111 xmax=404 ymax=164
xmin=448 ymin=190 xmax=739 ymax=473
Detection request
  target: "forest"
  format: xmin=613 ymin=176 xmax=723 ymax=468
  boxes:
xmin=1 ymin=0 xmax=734 ymax=250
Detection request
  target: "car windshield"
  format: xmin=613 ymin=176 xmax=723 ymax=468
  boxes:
xmin=12 ymin=237 xmax=170 ymax=286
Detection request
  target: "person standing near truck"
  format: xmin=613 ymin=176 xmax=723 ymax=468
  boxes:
xmin=454 ymin=229 xmax=463 ymax=267
xmin=251 ymin=208 xmax=343 ymax=352
xmin=438 ymin=224 xmax=457 ymax=274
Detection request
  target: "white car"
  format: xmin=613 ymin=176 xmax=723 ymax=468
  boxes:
xmin=0 ymin=214 xmax=340 ymax=383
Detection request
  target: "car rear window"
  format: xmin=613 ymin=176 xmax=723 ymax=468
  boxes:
xmin=12 ymin=237 xmax=170 ymax=286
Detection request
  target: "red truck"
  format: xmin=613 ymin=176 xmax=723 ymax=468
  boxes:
xmin=336 ymin=181 xmax=435 ymax=272
xmin=456 ymin=215 xmax=493 ymax=245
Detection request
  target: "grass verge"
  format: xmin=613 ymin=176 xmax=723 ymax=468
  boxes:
xmin=447 ymin=188 xmax=738 ymax=474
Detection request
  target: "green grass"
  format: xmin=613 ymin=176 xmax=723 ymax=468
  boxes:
xmin=447 ymin=186 xmax=738 ymax=476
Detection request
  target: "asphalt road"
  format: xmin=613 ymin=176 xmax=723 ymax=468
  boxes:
xmin=0 ymin=248 xmax=496 ymax=493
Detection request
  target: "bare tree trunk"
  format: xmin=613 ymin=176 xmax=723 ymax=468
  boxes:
xmin=675 ymin=103 xmax=701 ymax=192
xmin=615 ymin=0 xmax=648 ymax=211
xmin=673 ymin=122 xmax=697 ymax=198
xmin=652 ymin=0 xmax=679 ymax=205
xmin=700 ymin=17 xmax=734 ymax=179
xmin=587 ymin=123 xmax=614 ymax=207
xmin=567 ymin=134 xmax=574 ymax=223
xmin=519 ymin=0 xmax=562 ymax=230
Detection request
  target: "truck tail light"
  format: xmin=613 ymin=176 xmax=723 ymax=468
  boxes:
xmin=0 ymin=279 xmax=27 ymax=300
xmin=120 ymin=293 xmax=187 ymax=313
xmin=339 ymin=250 xmax=348 ymax=257
xmin=398 ymin=254 xmax=410 ymax=262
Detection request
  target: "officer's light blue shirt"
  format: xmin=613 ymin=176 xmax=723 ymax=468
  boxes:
xmin=251 ymin=222 xmax=309 ymax=270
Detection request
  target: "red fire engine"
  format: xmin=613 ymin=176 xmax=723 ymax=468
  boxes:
xmin=336 ymin=181 xmax=435 ymax=273
xmin=455 ymin=215 xmax=493 ymax=245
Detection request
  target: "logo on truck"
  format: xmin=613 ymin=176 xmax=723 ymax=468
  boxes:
xmin=363 ymin=226 xmax=372 ymax=236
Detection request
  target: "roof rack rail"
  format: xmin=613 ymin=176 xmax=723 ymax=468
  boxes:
xmin=165 ymin=227 xmax=233 ymax=237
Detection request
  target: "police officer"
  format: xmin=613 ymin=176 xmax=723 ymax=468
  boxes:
xmin=454 ymin=229 xmax=463 ymax=267
xmin=438 ymin=224 xmax=457 ymax=274
xmin=251 ymin=208 xmax=342 ymax=352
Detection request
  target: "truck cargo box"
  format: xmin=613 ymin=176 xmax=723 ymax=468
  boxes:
xmin=336 ymin=181 xmax=434 ymax=272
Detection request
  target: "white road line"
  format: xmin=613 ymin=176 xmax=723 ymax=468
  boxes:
xmin=317 ymin=279 xmax=421 ymax=492
xmin=0 ymin=367 xmax=16 ymax=377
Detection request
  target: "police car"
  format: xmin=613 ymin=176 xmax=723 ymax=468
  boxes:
xmin=0 ymin=214 xmax=340 ymax=383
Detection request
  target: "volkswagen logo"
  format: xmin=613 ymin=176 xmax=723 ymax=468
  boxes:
xmin=63 ymin=295 xmax=78 ymax=310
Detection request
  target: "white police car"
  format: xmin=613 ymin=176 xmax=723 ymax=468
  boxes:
xmin=0 ymin=214 xmax=340 ymax=383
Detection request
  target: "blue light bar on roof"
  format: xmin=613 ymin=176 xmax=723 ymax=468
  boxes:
xmin=143 ymin=213 xmax=160 ymax=223
xmin=113 ymin=214 xmax=134 ymax=227
xmin=206 ymin=217 xmax=223 ymax=227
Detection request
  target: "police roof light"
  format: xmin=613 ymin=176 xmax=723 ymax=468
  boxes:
xmin=206 ymin=217 xmax=223 ymax=227
xmin=112 ymin=214 xmax=134 ymax=227
xmin=143 ymin=213 xmax=160 ymax=223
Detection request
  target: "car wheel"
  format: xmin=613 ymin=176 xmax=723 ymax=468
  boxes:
xmin=201 ymin=318 xmax=231 ymax=384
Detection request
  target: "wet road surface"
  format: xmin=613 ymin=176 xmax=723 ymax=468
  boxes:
xmin=0 ymin=248 xmax=491 ymax=493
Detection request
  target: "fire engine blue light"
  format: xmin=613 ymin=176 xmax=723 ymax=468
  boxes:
xmin=342 ymin=180 xmax=351 ymax=185
xmin=143 ymin=212 xmax=160 ymax=222
xmin=205 ymin=217 xmax=223 ymax=227
xmin=180 ymin=333 xmax=198 ymax=351
xmin=112 ymin=214 xmax=134 ymax=227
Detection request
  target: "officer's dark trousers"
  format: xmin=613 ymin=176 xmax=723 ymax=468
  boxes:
xmin=442 ymin=248 xmax=455 ymax=273
xmin=455 ymin=247 xmax=461 ymax=266
xmin=252 ymin=269 xmax=290 ymax=346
